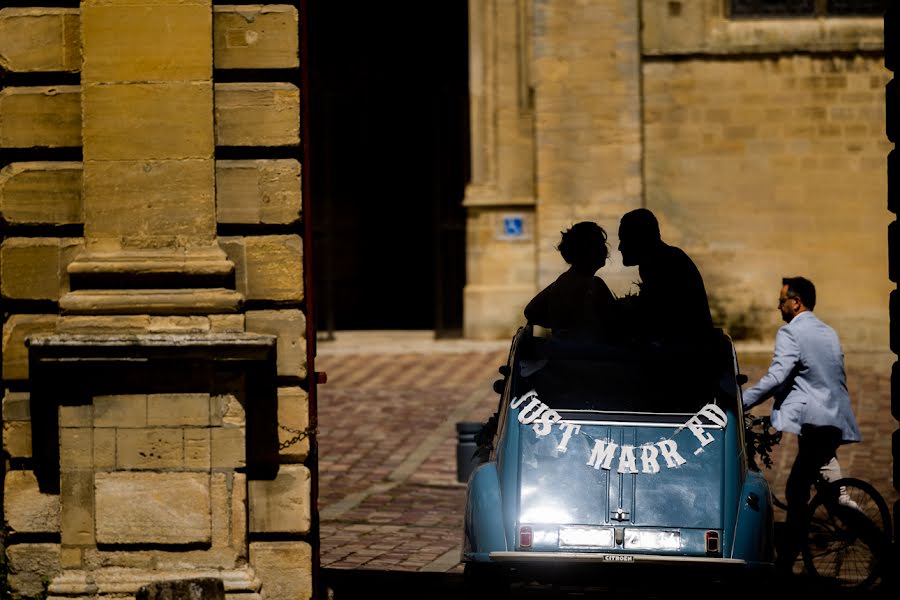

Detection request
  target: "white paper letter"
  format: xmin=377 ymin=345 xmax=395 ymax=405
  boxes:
xmin=518 ymin=398 xmax=546 ymax=425
xmin=699 ymin=404 xmax=728 ymax=428
xmin=617 ymin=445 xmax=638 ymax=474
xmin=510 ymin=389 xmax=538 ymax=409
xmin=533 ymin=408 xmax=561 ymax=437
xmin=656 ymin=439 xmax=687 ymax=468
xmin=686 ymin=415 xmax=715 ymax=447
xmin=556 ymin=422 xmax=581 ymax=453
xmin=639 ymin=444 xmax=660 ymax=474
xmin=586 ymin=439 xmax=619 ymax=470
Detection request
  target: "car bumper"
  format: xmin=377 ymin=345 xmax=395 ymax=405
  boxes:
xmin=489 ymin=551 xmax=746 ymax=567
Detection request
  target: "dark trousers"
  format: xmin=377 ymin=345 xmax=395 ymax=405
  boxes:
xmin=778 ymin=424 xmax=842 ymax=568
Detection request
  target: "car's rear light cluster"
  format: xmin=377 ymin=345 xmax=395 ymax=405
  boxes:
xmin=705 ymin=530 xmax=720 ymax=554
xmin=518 ymin=526 xmax=533 ymax=549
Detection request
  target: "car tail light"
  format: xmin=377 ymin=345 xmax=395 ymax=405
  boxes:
xmin=519 ymin=526 xmax=533 ymax=549
xmin=705 ymin=531 xmax=720 ymax=554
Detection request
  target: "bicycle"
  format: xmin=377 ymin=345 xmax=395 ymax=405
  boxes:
xmin=743 ymin=413 xmax=893 ymax=590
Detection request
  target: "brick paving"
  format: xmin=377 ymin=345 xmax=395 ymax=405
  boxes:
xmin=315 ymin=332 xmax=898 ymax=576
xmin=315 ymin=332 xmax=509 ymax=573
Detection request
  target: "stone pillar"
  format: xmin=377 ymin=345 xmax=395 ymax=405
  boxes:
xmin=463 ymin=0 xmax=537 ymax=339
xmin=61 ymin=0 xmax=240 ymax=314
xmin=1 ymin=3 xmax=313 ymax=600
xmin=463 ymin=0 xmax=644 ymax=339
xmin=531 ymin=0 xmax=643 ymax=295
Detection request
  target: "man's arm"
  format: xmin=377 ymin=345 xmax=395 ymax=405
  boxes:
xmin=742 ymin=326 xmax=800 ymax=409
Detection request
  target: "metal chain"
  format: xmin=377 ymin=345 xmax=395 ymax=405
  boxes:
xmin=278 ymin=425 xmax=316 ymax=450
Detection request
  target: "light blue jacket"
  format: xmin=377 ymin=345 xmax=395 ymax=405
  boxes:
xmin=742 ymin=311 xmax=861 ymax=443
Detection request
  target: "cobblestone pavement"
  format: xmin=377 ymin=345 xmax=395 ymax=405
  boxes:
xmin=315 ymin=332 xmax=898 ymax=577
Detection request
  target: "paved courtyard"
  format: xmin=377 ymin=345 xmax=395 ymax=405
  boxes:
xmin=314 ymin=331 xmax=898 ymax=575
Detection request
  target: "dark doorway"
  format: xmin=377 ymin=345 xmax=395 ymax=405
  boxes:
xmin=308 ymin=2 xmax=470 ymax=337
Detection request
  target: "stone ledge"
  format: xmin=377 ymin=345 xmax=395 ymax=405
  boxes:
xmin=49 ymin=567 xmax=260 ymax=598
xmin=642 ymin=0 xmax=883 ymax=57
xmin=58 ymin=289 xmax=244 ymax=316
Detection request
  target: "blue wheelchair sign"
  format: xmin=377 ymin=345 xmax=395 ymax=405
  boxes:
xmin=501 ymin=215 xmax=525 ymax=239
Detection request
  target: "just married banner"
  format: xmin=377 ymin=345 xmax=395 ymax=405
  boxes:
xmin=510 ymin=390 xmax=728 ymax=475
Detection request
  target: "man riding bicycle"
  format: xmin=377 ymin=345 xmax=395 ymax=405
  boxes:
xmin=741 ymin=276 xmax=861 ymax=576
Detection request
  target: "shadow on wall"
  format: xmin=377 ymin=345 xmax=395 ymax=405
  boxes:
xmin=709 ymin=295 xmax=768 ymax=341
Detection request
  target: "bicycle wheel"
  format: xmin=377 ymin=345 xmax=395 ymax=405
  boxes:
xmin=801 ymin=477 xmax=893 ymax=589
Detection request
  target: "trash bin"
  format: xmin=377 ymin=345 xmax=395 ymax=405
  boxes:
xmin=456 ymin=421 xmax=484 ymax=483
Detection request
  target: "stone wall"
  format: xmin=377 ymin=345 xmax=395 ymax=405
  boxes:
xmin=639 ymin=0 xmax=888 ymax=349
xmin=1 ymin=3 xmax=314 ymax=600
xmin=465 ymin=0 xmax=889 ymax=349
xmin=885 ymin=5 xmax=900 ymax=547
xmin=643 ymin=54 xmax=892 ymax=349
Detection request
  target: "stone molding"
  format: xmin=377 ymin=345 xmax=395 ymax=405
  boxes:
xmin=642 ymin=0 xmax=884 ymax=56
xmin=48 ymin=568 xmax=261 ymax=600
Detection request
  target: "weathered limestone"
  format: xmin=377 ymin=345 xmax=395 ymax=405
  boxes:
xmin=6 ymin=544 xmax=61 ymax=600
xmin=114 ymin=428 xmax=184 ymax=470
xmin=211 ymin=427 xmax=246 ymax=470
xmin=641 ymin=0 xmax=884 ymax=56
xmin=147 ymin=393 xmax=211 ymax=427
xmin=0 ymin=8 xmax=80 ymax=72
xmin=0 ymin=6 xmax=299 ymax=72
xmin=60 ymin=289 xmax=243 ymax=316
xmin=2 ymin=421 xmax=32 ymax=459
xmin=49 ymin=568 xmax=261 ymax=600
xmin=0 ymin=86 xmax=81 ymax=148
xmin=68 ymin=0 xmax=237 ymax=313
xmin=463 ymin=0 xmax=537 ymax=338
xmin=245 ymin=310 xmax=307 ymax=379
xmin=277 ymin=387 xmax=309 ymax=463
xmin=214 ymin=83 xmax=301 ymax=147
xmin=60 ymin=316 xmax=212 ymax=335
xmin=83 ymin=84 xmax=214 ymax=161
xmin=209 ymin=394 xmax=246 ymax=428
xmin=1 ymin=2 xmax=310 ymax=600
xmin=3 ymin=470 xmax=61 ymax=533
xmin=216 ymin=160 xmax=301 ymax=225
xmin=463 ymin=209 xmax=536 ymax=339
xmin=642 ymin=53 xmax=892 ymax=348
xmin=60 ymin=471 xmax=94 ymax=546
xmin=2 ymin=314 xmax=59 ymax=380
xmin=3 ymin=390 xmax=31 ymax=420
xmin=2 ymin=391 xmax=33 ymax=459
xmin=214 ymin=5 xmax=299 ymax=69
xmin=0 ymin=160 xmax=302 ymax=228
xmin=81 ymin=2 xmax=211 ymax=81
xmin=221 ymin=236 xmax=304 ymax=302
xmin=137 ymin=578 xmax=225 ymax=600
xmin=3 ymin=421 xmax=32 ymax=459
xmin=532 ymin=0 xmax=643 ymax=295
xmin=248 ymin=465 xmax=311 ymax=534
xmin=0 ymin=84 xmax=302 ymax=152
xmin=248 ymin=542 xmax=312 ymax=600
xmin=0 ymin=162 xmax=82 ymax=225
xmin=82 ymin=160 xmax=216 ymax=245
xmin=94 ymin=472 xmax=212 ymax=545
xmin=0 ymin=237 xmax=82 ymax=300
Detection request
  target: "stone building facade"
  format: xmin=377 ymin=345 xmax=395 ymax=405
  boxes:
xmin=465 ymin=0 xmax=891 ymax=351
xmin=0 ymin=1 xmax=894 ymax=599
xmin=1 ymin=2 xmax=315 ymax=600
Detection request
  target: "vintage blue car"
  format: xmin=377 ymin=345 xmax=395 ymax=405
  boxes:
xmin=462 ymin=325 xmax=776 ymax=593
